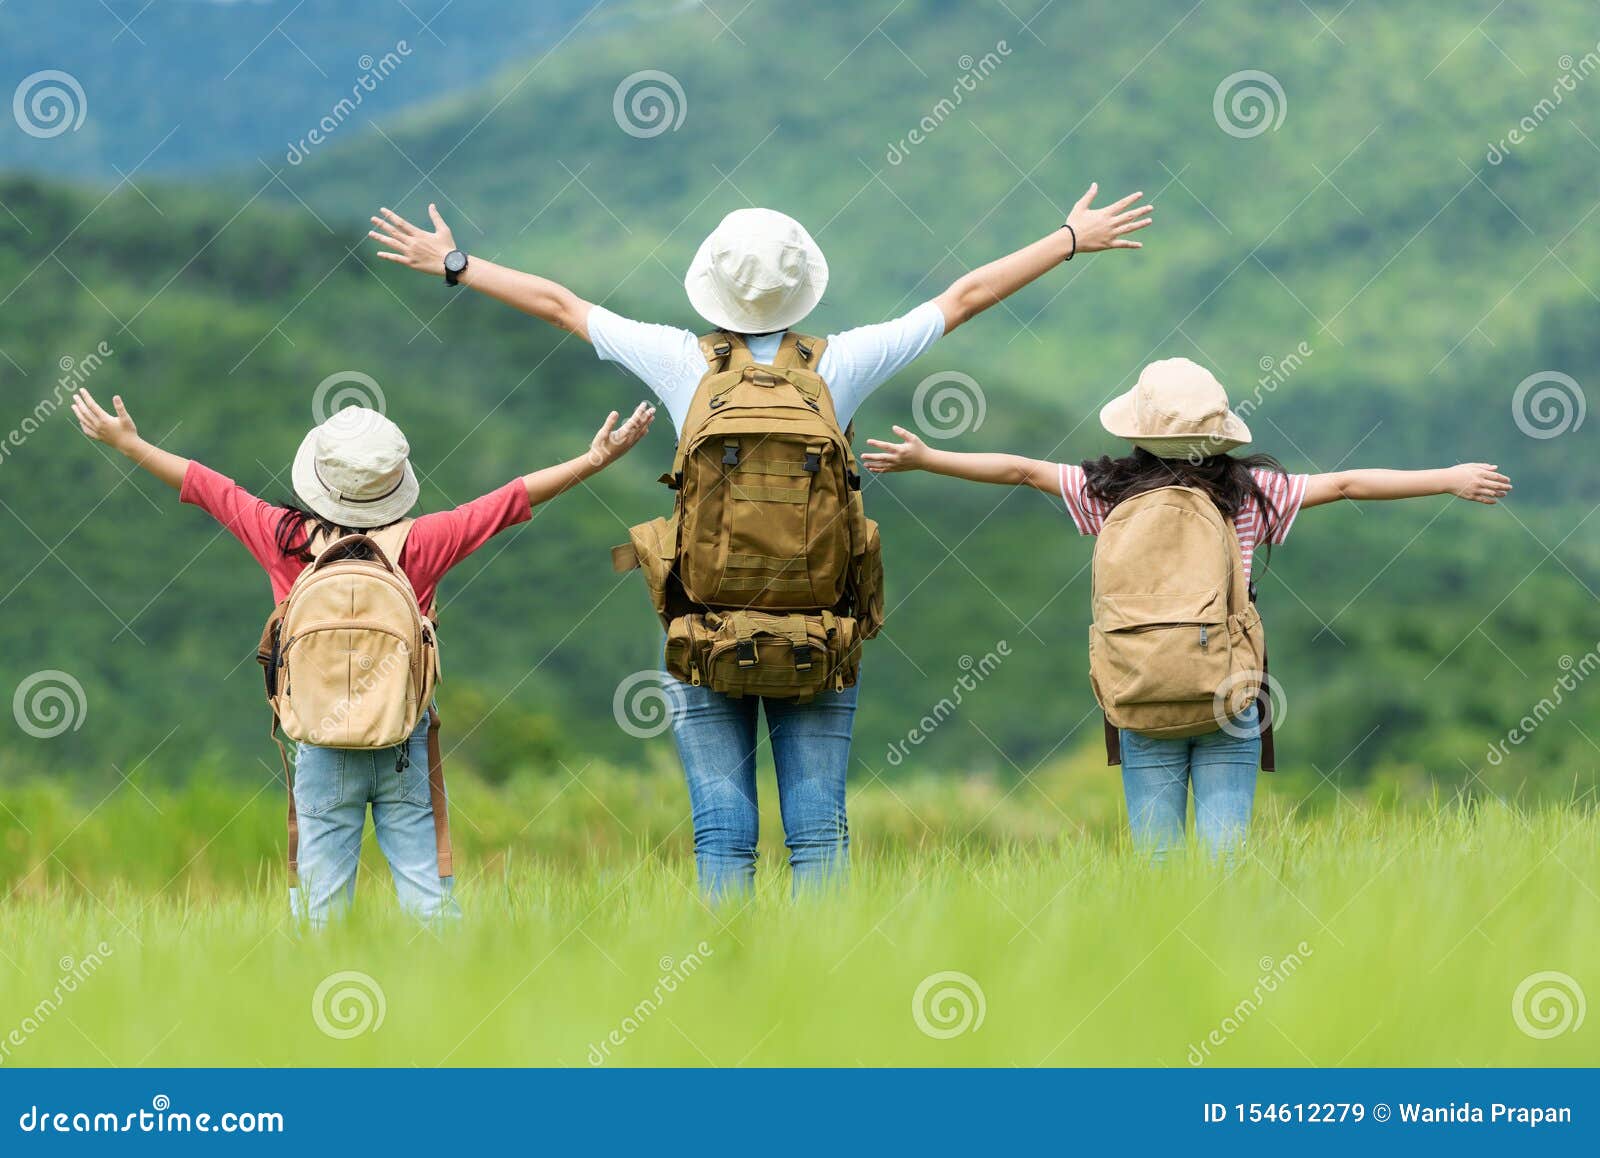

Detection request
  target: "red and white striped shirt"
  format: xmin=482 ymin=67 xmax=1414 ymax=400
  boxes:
xmin=1057 ymin=463 xmax=1309 ymax=582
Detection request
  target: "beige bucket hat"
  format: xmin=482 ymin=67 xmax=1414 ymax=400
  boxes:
xmin=291 ymin=406 xmax=419 ymax=528
xmin=1099 ymin=358 xmax=1252 ymax=459
xmin=684 ymin=208 xmax=829 ymax=334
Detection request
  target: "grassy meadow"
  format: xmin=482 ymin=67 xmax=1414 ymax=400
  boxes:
xmin=3 ymin=754 xmax=1596 ymax=1068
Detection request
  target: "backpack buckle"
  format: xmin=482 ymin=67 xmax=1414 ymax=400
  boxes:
xmin=792 ymin=643 xmax=814 ymax=671
xmin=735 ymin=639 xmax=758 ymax=667
xmin=803 ymin=451 xmax=821 ymax=473
xmin=847 ymin=472 xmax=862 ymax=490
xmin=712 ymin=340 xmax=732 ymax=358
xmin=795 ymin=340 xmax=813 ymax=362
xmin=722 ymin=441 xmax=740 ymax=467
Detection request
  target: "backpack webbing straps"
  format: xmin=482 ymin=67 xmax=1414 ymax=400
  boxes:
xmin=697 ymin=331 xmax=751 ymax=372
xmin=427 ymin=704 xmax=454 ymax=877
xmin=1256 ymin=649 xmax=1277 ymax=772
xmin=1103 ymin=715 xmax=1122 ymax=766
xmin=272 ymin=715 xmax=299 ymax=885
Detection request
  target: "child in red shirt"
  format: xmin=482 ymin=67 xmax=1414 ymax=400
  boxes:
xmin=72 ymin=388 xmax=654 ymax=924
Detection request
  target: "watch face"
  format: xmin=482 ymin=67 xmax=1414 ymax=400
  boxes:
xmin=444 ymin=250 xmax=467 ymax=274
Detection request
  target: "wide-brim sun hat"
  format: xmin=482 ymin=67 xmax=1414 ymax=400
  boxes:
xmin=684 ymin=207 xmax=829 ymax=334
xmin=1099 ymin=357 xmax=1252 ymax=460
xmin=291 ymin=406 xmax=419 ymax=528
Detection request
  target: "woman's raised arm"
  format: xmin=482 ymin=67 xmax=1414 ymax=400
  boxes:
xmin=71 ymin=389 xmax=189 ymax=490
xmin=371 ymin=205 xmax=595 ymax=339
xmin=932 ymin=182 xmax=1152 ymax=332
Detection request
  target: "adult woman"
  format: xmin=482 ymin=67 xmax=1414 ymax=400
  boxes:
xmin=370 ymin=185 xmax=1152 ymax=895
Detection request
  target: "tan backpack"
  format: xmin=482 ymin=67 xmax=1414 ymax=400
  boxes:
xmin=613 ymin=332 xmax=883 ymax=700
xmin=1087 ymin=486 xmax=1275 ymax=769
xmin=256 ymin=522 xmax=451 ymax=881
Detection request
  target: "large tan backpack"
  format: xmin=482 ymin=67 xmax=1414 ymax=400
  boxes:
xmin=256 ymin=522 xmax=451 ymax=881
xmin=613 ymin=332 xmax=883 ymax=700
xmin=1088 ymin=486 xmax=1275 ymax=768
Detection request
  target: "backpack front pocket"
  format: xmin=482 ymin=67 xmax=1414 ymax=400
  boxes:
xmin=280 ymin=623 xmax=417 ymax=748
xmin=1089 ymin=620 xmax=1233 ymax=707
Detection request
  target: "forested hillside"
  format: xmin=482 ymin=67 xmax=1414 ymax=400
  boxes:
xmin=3 ymin=0 xmax=1596 ymax=796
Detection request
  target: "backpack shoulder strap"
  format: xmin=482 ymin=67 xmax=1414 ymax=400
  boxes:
xmin=770 ymin=331 xmax=827 ymax=370
xmin=696 ymin=330 xmax=752 ymax=374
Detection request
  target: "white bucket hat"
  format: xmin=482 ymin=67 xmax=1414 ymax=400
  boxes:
xmin=684 ymin=208 xmax=829 ymax=334
xmin=1099 ymin=358 xmax=1253 ymax=460
xmin=291 ymin=406 xmax=419 ymax=528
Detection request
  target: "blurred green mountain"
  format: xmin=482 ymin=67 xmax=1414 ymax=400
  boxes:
xmin=2 ymin=0 xmax=1596 ymax=797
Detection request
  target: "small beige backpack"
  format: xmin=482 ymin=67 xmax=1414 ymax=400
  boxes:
xmin=1087 ymin=486 xmax=1275 ymax=768
xmin=256 ymin=522 xmax=451 ymax=880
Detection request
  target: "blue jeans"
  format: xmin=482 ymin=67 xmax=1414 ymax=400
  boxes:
xmin=668 ymin=676 xmax=857 ymax=899
xmin=1119 ymin=704 xmax=1260 ymax=861
xmin=289 ymin=712 xmax=458 ymax=926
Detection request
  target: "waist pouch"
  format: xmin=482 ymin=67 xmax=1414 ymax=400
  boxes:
xmin=665 ymin=609 xmax=860 ymax=701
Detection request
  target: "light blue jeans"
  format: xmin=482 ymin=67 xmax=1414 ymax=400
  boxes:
xmin=289 ymin=712 xmax=459 ymax=926
xmin=668 ymin=675 xmax=857 ymax=899
xmin=1119 ymin=704 xmax=1260 ymax=862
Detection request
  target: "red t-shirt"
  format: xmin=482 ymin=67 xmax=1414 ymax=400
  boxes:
xmin=179 ymin=461 xmax=532 ymax=612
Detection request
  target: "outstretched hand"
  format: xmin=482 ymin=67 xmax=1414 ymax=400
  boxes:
xmin=1448 ymin=463 xmax=1513 ymax=504
xmin=70 ymin=389 xmax=139 ymax=452
xmin=861 ymin=426 xmax=930 ymax=474
xmin=1065 ymin=183 xmax=1153 ymax=252
xmin=370 ymin=204 xmax=457 ymax=276
xmin=588 ymin=402 xmax=657 ymax=468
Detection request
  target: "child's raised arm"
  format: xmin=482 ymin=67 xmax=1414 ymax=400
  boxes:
xmin=522 ymin=401 xmax=656 ymax=506
xmin=1301 ymin=464 xmax=1511 ymax=509
xmin=862 ymin=426 xmax=1059 ymax=494
xmin=72 ymin=389 xmax=188 ymax=490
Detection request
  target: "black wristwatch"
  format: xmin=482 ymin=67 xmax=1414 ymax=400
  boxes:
xmin=443 ymin=249 xmax=469 ymax=286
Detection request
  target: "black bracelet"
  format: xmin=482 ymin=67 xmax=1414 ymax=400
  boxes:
xmin=1061 ymin=222 xmax=1076 ymax=262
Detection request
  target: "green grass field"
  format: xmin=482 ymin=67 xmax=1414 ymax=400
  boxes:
xmin=3 ymin=756 xmax=1596 ymax=1068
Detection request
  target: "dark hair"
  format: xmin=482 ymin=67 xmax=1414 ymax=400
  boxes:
xmin=1081 ymin=448 xmax=1287 ymax=570
xmin=275 ymin=502 xmax=404 ymax=564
